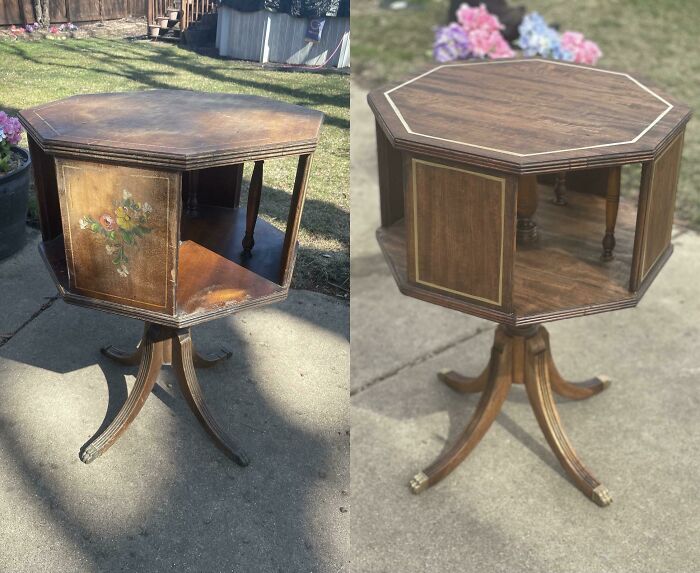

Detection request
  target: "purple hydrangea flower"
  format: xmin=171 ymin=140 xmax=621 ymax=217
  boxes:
xmin=433 ymin=23 xmax=470 ymax=63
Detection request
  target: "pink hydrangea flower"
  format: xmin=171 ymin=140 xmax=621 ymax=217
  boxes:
xmin=456 ymin=3 xmax=503 ymax=34
xmin=469 ymin=28 xmax=514 ymax=58
xmin=560 ymin=31 xmax=602 ymax=65
xmin=0 ymin=112 xmax=23 ymax=145
xmin=454 ymin=3 xmax=514 ymax=60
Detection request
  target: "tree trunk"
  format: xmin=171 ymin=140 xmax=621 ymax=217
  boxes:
xmin=33 ymin=0 xmax=43 ymax=24
xmin=40 ymin=0 xmax=50 ymax=25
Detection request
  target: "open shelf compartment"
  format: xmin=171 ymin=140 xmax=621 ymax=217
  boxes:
xmin=377 ymin=181 xmax=643 ymax=326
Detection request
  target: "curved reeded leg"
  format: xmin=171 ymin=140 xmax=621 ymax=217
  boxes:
xmin=172 ymin=329 xmax=249 ymax=467
xmin=100 ymin=323 xmax=149 ymax=366
xmin=81 ymin=326 xmax=164 ymax=463
xmin=410 ymin=330 xmax=512 ymax=494
xmin=542 ymin=329 xmax=611 ymax=400
xmin=193 ymin=346 xmax=233 ymax=369
xmin=524 ymin=331 xmax=612 ymax=507
xmin=437 ymin=362 xmax=489 ymax=394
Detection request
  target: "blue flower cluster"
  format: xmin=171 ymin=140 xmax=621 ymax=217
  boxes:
xmin=433 ymin=23 xmax=470 ymax=63
xmin=516 ymin=12 xmax=571 ymax=60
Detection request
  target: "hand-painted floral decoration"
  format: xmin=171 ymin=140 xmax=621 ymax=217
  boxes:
xmin=79 ymin=190 xmax=153 ymax=278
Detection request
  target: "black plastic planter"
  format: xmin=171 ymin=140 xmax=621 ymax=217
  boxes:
xmin=0 ymin=146 xmax=31 ymax=260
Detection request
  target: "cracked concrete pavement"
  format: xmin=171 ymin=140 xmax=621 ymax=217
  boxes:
xmin=0 ymin=230 xmax=350 ymax=573
xmin=350 ymin=81 xmax=700 ymax=573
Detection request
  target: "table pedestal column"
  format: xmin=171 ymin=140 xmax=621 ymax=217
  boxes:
xmin=409 ymin=324 xmax=612 ymax=507
xmin=80 ymin=322 xmax=248 ymax=466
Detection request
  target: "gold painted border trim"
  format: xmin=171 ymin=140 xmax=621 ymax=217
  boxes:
xmin=61 ymin=162 xmax=172 ymax=310
xmin=386 ymin=59 xmax=674 ymax=158
xmin=640 ymin=132 xmax=684 ymax=281
xmin=412 ymin=158 xmax=505 ymax=306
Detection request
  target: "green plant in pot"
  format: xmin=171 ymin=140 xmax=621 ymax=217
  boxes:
xmin=0 ymin=111 xmax=31 ymax=260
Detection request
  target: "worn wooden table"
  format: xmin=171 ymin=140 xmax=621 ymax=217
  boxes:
xmin=368 ymin=59 xmax=691 ymax=506
xmin=19 ymin=90 xmax=323 ymax=465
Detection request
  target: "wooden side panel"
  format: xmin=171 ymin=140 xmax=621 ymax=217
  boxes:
xmin=27 ymin=136 xmax=63 ymax=242
xmin=182 ymin=164 xmax=244 ymax=209
xmin=55 ymin=158 xmax=181 ymax=314
xmin=406 ymin=157 xmax=515 ymax=311
xmin=376 ymin=122 xmax=404 ymax=227
xmin=630 ymin=131 xmax=684 ymax=291
xmin=565 ymin=167 xmax=614 ymax=197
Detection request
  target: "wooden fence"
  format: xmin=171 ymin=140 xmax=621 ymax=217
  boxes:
xmin=0 ymin=0 xmax=146 ymax=25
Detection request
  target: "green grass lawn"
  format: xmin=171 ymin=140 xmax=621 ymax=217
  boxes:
xmin=0 ymin=37 xmax=349 ymax=295
xmin=352 ymin=0 xmax=700 ymax=228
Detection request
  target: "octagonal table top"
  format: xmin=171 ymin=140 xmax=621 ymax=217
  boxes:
xmin=368 ymin=59 xmax=691 ymax=174
xmin=20 ymin=90 xmax=324 ymax=170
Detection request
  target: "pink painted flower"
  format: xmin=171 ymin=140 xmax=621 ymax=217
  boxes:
xmin=99 ymin=213 xmax=116 ymax=231
xmin=560 ymin=31 xmax=602 ymax=65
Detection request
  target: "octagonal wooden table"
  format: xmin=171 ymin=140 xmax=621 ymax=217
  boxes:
xmin=368 ymin=59 xmax=691 ymax=506
xmin=19 ymin=90 xmax=323 ymax=465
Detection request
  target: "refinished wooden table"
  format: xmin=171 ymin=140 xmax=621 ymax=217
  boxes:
xmin=19 ymin=90 xmax=323 ymax=465
xmin=368 ymin=59 xmax=691 ymax=506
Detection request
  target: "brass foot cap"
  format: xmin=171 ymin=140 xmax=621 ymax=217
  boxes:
xmin=592 ymin=485 xmax=613 ymax=507
xmin=409 ymin=472 xmax=429 ymax=495
xmin=79 ymin=445 xmax=100 ymax=464
xmin=437 ymin=369 xmax=453 ymax=382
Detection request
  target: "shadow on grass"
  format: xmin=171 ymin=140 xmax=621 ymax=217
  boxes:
xmin=2 ymin=40 xmax=350 ymax=130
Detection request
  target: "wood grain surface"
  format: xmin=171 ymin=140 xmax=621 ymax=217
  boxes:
xmin=635 ymin=131 xmax=685 ymax=285
xmin=55 ymin=158 xmax=180 ymax=313
xmin=20 ymin=90 xmax=323 ymax=170
xmin=405 ymin=157 xmax=516 ymax=309
xmin=369 ymin=59 xmax=691 ymax=174
xmin=176 ymin=240 xmax=286 ymax=317
xmin=377 ymin=180 xmax=665 ymax=325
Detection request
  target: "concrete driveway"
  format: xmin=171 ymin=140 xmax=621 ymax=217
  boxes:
xmin=0 ymin=231 xmax=350 ymax=573
xmin=350 ymin=82 xmax=700 ymax=573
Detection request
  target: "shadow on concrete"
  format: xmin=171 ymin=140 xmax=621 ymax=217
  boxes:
xmin=0 ymin=291 xmax=348 ymax=572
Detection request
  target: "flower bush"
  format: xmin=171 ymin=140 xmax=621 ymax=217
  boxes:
xmin=0 ymin=111 xmax=24 ymax=174
xmin=434 ymin=4 xmax=601 ymax=65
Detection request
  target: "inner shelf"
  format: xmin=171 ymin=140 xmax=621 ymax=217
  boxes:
xmin=180 ymin=205 xmax=286 ymax=287
xmin=377 ymin=186 xmax=641 ymax=324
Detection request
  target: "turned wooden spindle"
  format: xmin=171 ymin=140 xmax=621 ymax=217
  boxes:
xmin=553 ymin=172 xmax=568 ymax=206
xmin=242 ymin=160 xmax=264 ymax=254
xmin=517 ymin=174 xmax=539 ymax=243
xmin=602 ymin=166 xmax=622 ymax=261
